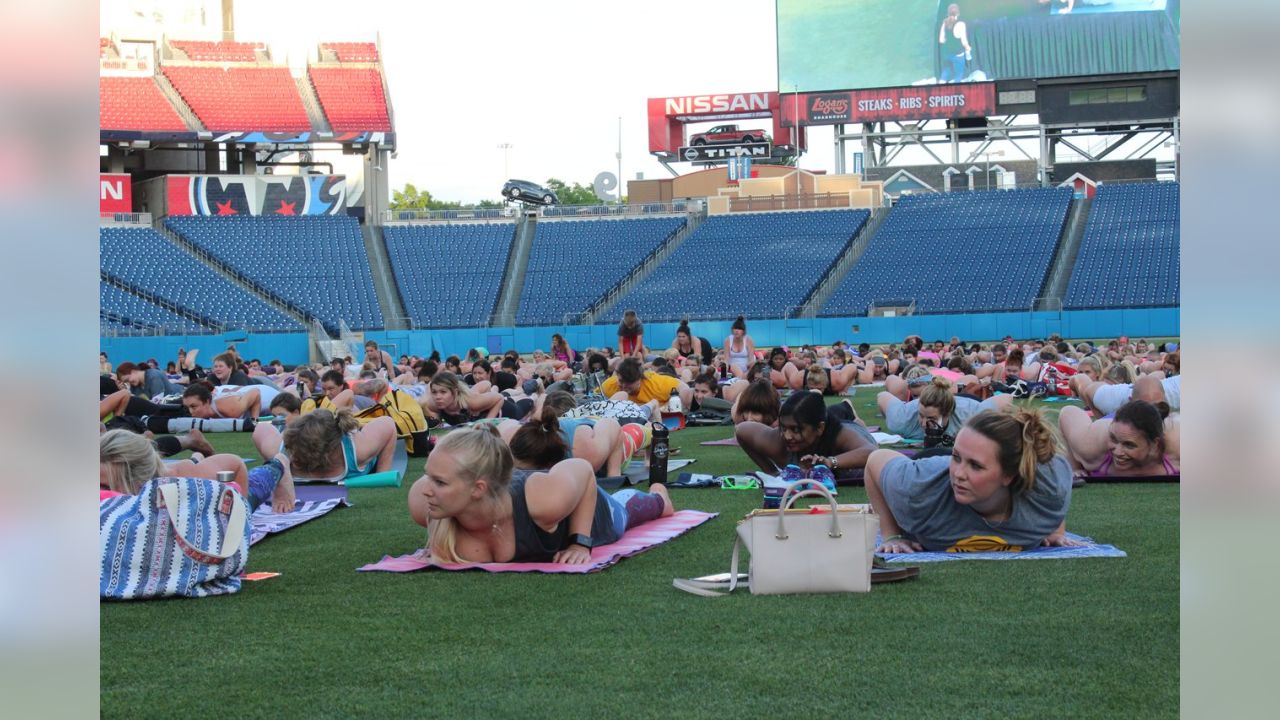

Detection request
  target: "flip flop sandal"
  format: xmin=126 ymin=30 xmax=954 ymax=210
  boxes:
xmin=872 ymin=565 xmax=921 ymax=584
xmin=872 ymin=554 xmax=920 ymax=583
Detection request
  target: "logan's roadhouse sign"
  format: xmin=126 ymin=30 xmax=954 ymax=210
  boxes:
xmin=781 ymin=83 xmax=996 ymax=126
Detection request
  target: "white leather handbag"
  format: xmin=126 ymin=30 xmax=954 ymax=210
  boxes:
xmin=673 ymin=481 xmax=879 ymax=596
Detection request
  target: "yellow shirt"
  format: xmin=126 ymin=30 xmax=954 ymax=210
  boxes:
xmin=601 ymin=371 xmax=680 ymax=405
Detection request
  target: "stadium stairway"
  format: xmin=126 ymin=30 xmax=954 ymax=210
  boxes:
xmin=152 ymin=72 xmax=205 ymax=132
xmin=293 ymin=74 xmax=333 ymax=134
xmin=154 ymin=223 xmax=309 ymax=328
xmin=581 ymin=208 xmax=706 ymax=325
xmin=492 ymin=214 xmax=536 ymax=326
xmin=1036 ymin=196 xmax=1093 ymax=309
xmin=363 ymin=223 xmax=409 ymax=329
xmin=797 ymin=205 xmax=892 ymax=318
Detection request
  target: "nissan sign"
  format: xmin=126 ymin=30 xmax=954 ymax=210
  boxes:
xmin=677 ymin=142 xmax=772 ymax=164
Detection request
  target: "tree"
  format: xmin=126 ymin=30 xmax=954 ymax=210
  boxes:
xmin=389 ymin=183 xmax=433 ymax=210
xmin=544 ymin=178 xmax=602 ymax=206
xmin=390 ymin=183 xmax=501 ymax=210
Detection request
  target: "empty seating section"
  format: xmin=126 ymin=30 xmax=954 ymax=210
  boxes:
xmin=609 ymin=209 xmax=870 ymax=322
xmin=1064 ymin=183 xmax=1179 ymax=309
xmin=321 ymin=42 xmax=378 ymax=62
xmin=820 ymin=188 xmax=1071 ymax=316
xmin=162 ymin=66 xmax=310 ymax=132
xmin=100 ymin=283 xmax=208 ymax=334
xmin=517 ymin=217 xmax=686 ymax=325
xmin=308 ymin=68 xmax=391 ymax=131
xmin=170 ymin=40 xmax=261 ymax=62
xmin=165 ymin=216 xmax=383 ymax=330
xmin=99 ymin=76 xmax=188 ymax=131
xmin=383 ymin=223 xmax=515 ymax=328
xmin=100 ymin=227 xmax=300 ymax=332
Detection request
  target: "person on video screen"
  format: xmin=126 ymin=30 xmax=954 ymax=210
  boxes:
xmin=938 ymin=4 xmax=972 ymax=83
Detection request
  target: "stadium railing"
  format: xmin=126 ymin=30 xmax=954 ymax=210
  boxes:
xmin=727 ymin=192 xmax=854 ymax=213
xmin=382 ymin=201 xmax=692 ymax=224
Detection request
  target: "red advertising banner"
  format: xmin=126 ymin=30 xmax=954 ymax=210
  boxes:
xmin=100 ymin=174 xmax=132 ymax=213
xmin=780 ymin=83 xmax=996 ymax=126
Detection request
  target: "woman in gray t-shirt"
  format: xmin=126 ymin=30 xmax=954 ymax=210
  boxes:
xmin=865 ymin=407 xmax=1081 ymax=553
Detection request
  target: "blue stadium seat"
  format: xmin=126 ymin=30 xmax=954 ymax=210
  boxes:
xmin=165 ymin=215 xmax=383 ymax=330
xmin=607 ymin=209 xmax=870 ymax=322
xmin=1063 ymin=182 xmax=1179 ymax=309
xmin=517 ymin=217 xmax=686 ymax=325
xmin=100 ymin=226 xmax=301 ymax=332
xmin=819 ymin=188 xmax=1072 ymax=316
xmin=382 ymin=222 xmax=515 ymax=328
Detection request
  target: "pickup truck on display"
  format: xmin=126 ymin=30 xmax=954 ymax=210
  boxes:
xmin=688 ymin=124 xmax=769 ymax=146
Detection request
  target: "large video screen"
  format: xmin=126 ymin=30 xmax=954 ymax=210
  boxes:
xmin=777 ymin=0 xmax=1180 ymax=93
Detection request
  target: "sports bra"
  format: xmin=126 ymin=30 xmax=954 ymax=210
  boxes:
xmin=289 ymin=434 xmax=376 ymax=483
xmin=1090 ymin=452 xmax=1179 ymax=478
xmin=727 ymin=338 xmax=751 ymax=371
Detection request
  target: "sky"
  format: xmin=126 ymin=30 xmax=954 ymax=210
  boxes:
xmin=101 ymin=0 xmax=1172 ymax=204
xmin=103 ymin=0 xmax=841 ymax=203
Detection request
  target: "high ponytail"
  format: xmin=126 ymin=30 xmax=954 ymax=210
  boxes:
xmin=508 ymin=405 xmax=569 ymax=469
xmin=919 ymin=376 xmax=957 ymax=418
xmin=966 ymin=407 xmax=1061 ymax=495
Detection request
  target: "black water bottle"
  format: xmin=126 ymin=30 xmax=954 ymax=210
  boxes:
xmin=649 ymin=421 xmax=669 ymax=486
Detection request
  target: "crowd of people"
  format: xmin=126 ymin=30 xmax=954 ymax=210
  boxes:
xmin=100 ymin=314 xmax=1180 ymax=564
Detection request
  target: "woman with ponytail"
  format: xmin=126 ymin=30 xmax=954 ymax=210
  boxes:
xmin=1058 ymin=399 xmax=1180 ymax=478
xmin=251 ymin=407 xmax=397 ymax=482
xmin=878 ymin=376 xmax=1011 ymax=444
xmin=500 ymin=391 xmax=633 ymax=477
xmin=408 ymin=425 xmax=675 ymax=564
xmin=723 ymin=316 xmax=756 ymax=379
xmin=865 ymin=407 xmax=1079 ymax=553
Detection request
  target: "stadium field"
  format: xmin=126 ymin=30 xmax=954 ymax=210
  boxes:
xmin=100 ymin=393 xmax=1177 ymax=719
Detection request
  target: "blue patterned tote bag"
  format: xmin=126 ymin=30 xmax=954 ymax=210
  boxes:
xmin=100 ymin=477 xmax=249 ymax=600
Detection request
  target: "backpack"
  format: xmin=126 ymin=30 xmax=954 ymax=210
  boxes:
xmin=686 ymin=397 xmax=733 ymax=426
xmin=300 ymin=394 xmax=337 ymax=415
xmin=355 ymin=389 xmax=431 ymax=456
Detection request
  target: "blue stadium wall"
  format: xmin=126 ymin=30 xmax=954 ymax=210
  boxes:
xmin=100 ymin=308 xmax=1179 ymax=365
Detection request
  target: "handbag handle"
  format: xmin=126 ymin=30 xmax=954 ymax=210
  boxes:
xmin=673 ymin=538 xmax=749 ymax=597
xmin=776 ymin=483 xmax=843 ymax=540
xmin=157 ymin=481 xmax=246 ymax=565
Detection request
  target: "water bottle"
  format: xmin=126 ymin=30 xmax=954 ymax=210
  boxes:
xmin=667 ymin=388 xmax=682 ymax=414
xmin=649 ymin=421 xmax=669 ymax=486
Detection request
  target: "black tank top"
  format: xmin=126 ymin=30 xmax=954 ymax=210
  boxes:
xmin=508 ymin=469 xmax=620 ymax=561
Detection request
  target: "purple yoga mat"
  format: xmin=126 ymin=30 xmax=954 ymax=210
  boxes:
xmin=295 ymin=484 xmax=349 ymax=503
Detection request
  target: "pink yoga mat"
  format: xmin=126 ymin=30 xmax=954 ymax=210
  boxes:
xmin=358 ymin=510 xmax=717 ymax=574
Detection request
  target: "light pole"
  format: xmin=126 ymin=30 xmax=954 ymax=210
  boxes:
xmin=984 ymin=149 xmax=1005 ymax=190
xmin=616 ymin=116 xmax=622 ymax=205
xmin=497 ymin=143 xmax=513 ymax=180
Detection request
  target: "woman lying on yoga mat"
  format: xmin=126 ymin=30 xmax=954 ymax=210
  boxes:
xmin=100 ymin=429 xmax=295 ymax=513
xmin=730 ymin=379 xmax=781 ymax=426
xmin=252 ymin=408 xmax=397 ymax=482
xmin=736 ymin=390 xmax=877 ymax=483
xmin=878 ymin=377 xmax=1011 ymax=445
xmin=408 ymin=425 xmax=674 ymax=564
xmin=427 ymin=372 xmax=505 ymax=425
xmin=865 ymin=407 xmax=1079 ymax=553
xmin=1058 ymin=400 xmax=1180 ymax=478
xmin=498 ymin=393 xmax=633 ymax=477
xmin=180 ymin=382 xmax=269 ymax=420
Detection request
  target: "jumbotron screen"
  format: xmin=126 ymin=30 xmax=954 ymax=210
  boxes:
xmin=777 ymin=0 xmax=1181 ymax=93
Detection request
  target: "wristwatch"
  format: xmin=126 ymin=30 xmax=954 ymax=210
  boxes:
xmin=568 ymin=533 xmax=593 ymax=549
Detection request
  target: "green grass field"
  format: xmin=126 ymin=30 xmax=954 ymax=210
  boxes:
xmin=100 ymin=393 xmax=1178 ymax=718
